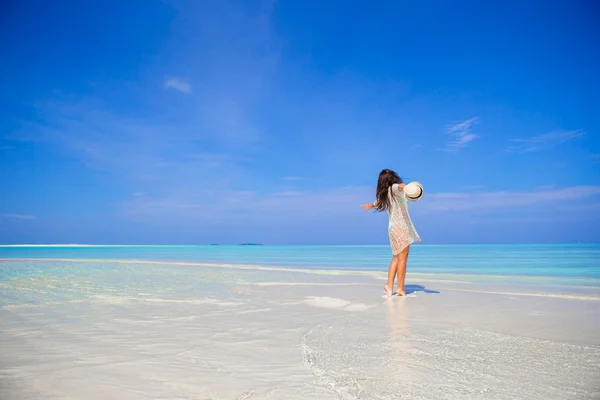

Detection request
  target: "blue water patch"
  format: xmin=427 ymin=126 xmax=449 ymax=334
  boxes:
xmin=0 ymin=260 xmax=239 ymax=308
xmin=0 ymin=244 xmax=599 ymax=282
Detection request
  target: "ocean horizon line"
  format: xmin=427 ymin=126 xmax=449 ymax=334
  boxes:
xmin=0 ymin=243 xmax=599 ymax=247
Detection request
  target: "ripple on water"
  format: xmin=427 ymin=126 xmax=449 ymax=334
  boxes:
xmin=301 ymin=321 xmax=600 ymax=400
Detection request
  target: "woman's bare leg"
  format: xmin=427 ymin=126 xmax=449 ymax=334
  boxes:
xmin=396 ymin=245 xmax=410 ymax=296
xmin=385 ymin=257 xmax=399 ymax=296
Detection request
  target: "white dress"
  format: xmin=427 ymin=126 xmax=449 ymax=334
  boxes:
xmin=375 ymin=183 xmax=421 ymax=255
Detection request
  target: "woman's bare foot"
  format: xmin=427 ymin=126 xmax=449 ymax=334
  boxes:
xmin=396 ymin=289 xmax=406 ymax=296
xmin=384 ymin=285 xmax=394 ymax=297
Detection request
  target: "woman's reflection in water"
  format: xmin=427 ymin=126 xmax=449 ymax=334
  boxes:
xmin=386 ymin=296 xmax=412 ymax=380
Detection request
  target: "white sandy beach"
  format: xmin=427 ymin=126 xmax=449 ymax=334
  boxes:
xmin=0 ymin=259 xmax=599 ymax=400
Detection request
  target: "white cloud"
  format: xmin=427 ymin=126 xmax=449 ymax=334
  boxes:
xmin=0 ymin=214 xmax=36 ymax=220
xmin=117 ymin=184 xmax=600 ymax=227
xmin=164 ymin=77 xmax=192 ymax=93
xmin=118 ymin=186 xmax=373 ymax=226
xmin=415 ymin=185 xmax=600 ymax=212
xmin=507 ymin=129 xmax=585 ymax=153
xmin=11 ymin=67 xmax=270 ymax=190
xmin=440 ymin=117 xmax=479 ymax=152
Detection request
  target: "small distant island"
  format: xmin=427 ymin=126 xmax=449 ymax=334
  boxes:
xmin=208 ymin=243 xmax=263 ymax=246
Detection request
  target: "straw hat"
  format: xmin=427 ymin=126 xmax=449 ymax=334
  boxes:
xmin=404 ymin=181 xmax=423 ymax=201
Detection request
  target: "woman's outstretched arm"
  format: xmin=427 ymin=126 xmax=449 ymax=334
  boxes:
xmin=361 ymin=202 xmax=376 ymax=210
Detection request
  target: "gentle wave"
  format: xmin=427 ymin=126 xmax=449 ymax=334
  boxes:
xmin=0 ymin=257 xmax=387 ymax=277
xmin=1 ymin=258 xmax=599 ymax=301
xmin=3 ymin=257 xmax=597 ymax=284
xmin=0 ymin=295 xmax=242 ymax=309
xmin=301 ymin=321 xmax=600 ymax=399
xmin=448 ymin=288 xmax=600 ymax=301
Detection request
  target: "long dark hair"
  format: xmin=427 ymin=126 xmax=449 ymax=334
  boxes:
xmin=374 ymin=169 xmax=403 ymax=212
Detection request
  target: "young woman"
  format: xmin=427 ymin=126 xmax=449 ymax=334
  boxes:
xmin=361 ymin=169 xmax=421 ymax=296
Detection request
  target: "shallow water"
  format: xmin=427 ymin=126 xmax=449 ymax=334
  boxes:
xmin=302 ymin=312 xmax=600 ymax=400
xmin=1 ymin=249 xmax=599 ymax=399
xmin=2 ymin=244 xmax=599 ymax=282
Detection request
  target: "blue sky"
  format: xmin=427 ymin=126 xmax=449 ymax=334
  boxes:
xmin=1 ymin=0 xmax=599 ymax=245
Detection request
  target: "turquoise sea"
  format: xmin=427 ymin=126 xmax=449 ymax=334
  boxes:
xmin=1 ymin=244 xmax=599 ymax=399
xmin=1 ymin=244 xmax=599 ymax=284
